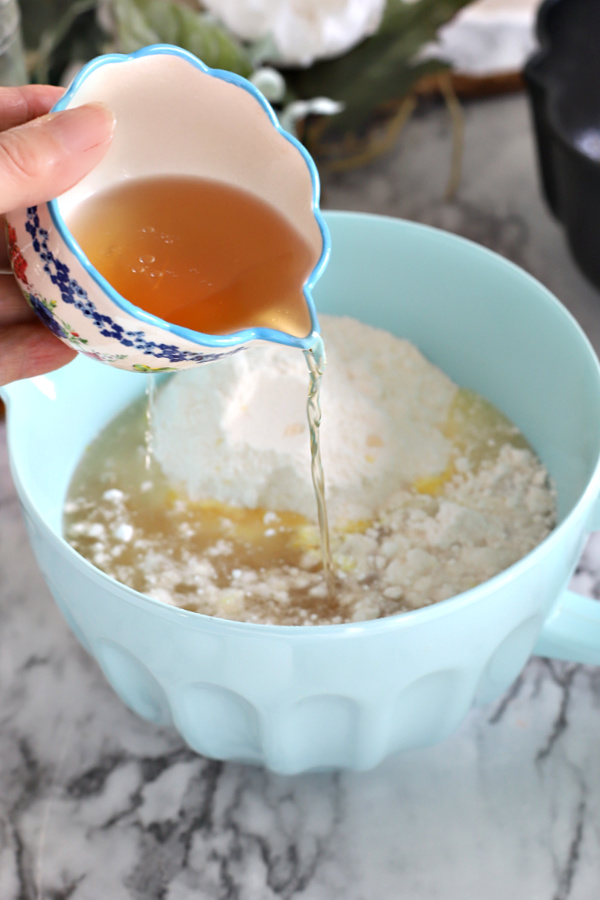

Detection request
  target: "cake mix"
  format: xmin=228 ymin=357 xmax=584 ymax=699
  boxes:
xmin=64 ymin=316 xmax=556 ymax=625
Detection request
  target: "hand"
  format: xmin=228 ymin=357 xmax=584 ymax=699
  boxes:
xmin=0 ymin=84 xmax=114 ymax=387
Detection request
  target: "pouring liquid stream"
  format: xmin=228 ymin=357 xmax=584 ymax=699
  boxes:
xmin=144 ymin=374 xmax=157 ymax=471
xmin=305 ymin=336 xmax=334 ymax=591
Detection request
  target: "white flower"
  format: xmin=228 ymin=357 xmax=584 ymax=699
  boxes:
xmin=250 ymin=67 xmax=344 ymax=138
xmin=279 ymin=97 xmax=344 ymax=136
xmin=200 ymin=0 xmax=387 ymax=67
xmin=249 ymin=66 xmax=286 ymax=102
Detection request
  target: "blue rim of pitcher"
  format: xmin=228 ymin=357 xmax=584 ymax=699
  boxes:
xmin=47 ymin=44 xmax=331 ymax=352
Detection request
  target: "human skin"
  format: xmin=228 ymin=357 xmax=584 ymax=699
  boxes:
xmin=0 ymin=84 xmax=114 ymax=387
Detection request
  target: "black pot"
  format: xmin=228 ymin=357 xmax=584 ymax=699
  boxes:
xmin=524 ymin=0 xmax=600 ymax=288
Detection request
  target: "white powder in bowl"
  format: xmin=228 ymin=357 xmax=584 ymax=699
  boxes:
xmin=153 ymin=316 xmax=457 ymax=525
xmin=66 ymin=315 xmax=556 ymax=625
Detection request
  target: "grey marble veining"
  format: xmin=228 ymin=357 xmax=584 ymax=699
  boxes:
xmin=3 ymin=92 xmax=600 ymax=899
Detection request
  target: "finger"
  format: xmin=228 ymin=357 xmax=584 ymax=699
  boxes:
xmin=0 ymin=276 xmax=36 ymax=325
xmin=0 ymin=321 xmax=76 ymax=386
xmin=0 ymin=102 xmax=115 ymax=214
xmin=0 ymin=85 xmax=64 ymax=131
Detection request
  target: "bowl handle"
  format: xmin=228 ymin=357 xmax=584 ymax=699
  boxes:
xmin=534 ymin=589 xmax=600 ymax=665
xmin=534 ymin=492 xmax=600 ymax=665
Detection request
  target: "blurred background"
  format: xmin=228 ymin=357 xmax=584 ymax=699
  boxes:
xmin=6 ymin=0 xmax=537 ymax=167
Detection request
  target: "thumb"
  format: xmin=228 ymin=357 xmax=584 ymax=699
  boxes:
xmin=0 ymin=102 xmax=115 ymax=214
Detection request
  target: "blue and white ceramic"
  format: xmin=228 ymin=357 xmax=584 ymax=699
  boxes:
xmin=3 ymin=212 xmax=600 ymax=774
xmin=5 ymin=45 xmax=329 ymax=372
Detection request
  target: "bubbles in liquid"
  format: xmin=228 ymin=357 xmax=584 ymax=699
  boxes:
xmin=67 ymin=175 xmax=317 ymax=338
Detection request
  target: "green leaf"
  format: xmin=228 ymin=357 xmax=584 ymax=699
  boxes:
xmin=20 ymin=0 xmax=83 ymax=50
xmin=109 ymin=0 xmax=253 ymax=75
xmin=31 ymin=1 xmax=107 ymax=84
xmin=286 ymin=0 xmax=474 ymax=134
xmin=378 ymin=0 xmax=474 ymax=36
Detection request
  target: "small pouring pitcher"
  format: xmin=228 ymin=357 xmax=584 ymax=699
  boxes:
xmin=5 ymin=45 xmax=330 ymax=372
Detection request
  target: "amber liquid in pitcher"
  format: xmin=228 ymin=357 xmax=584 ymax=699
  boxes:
xmin=68 ymin=175 xmax=316 ymax=338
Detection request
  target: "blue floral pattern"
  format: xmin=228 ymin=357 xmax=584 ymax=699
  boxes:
xmin=24 ymin=206 xmax=240 ymax=367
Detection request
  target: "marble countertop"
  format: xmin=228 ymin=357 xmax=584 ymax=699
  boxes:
xmin=4 ymin=92 xmax=600 ymax=900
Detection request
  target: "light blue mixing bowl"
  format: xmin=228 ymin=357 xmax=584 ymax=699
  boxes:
xmin=3 ymin=211 xmax=600 ymax=774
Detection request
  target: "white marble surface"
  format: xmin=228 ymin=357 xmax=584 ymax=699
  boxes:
xmin=4 ymin=92 xmax=600 ymax=899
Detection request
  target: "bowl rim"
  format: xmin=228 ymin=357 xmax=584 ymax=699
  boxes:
xmin=6 ymin=210 xmax=600 ymax=637
xmin=47 ymin=43 xmax=331 ymax=353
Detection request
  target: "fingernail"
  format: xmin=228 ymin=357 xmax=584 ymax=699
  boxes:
xmin=46 ymin=102 xmax=116 ymax=154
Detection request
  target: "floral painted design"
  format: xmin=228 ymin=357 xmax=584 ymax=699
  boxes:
xmin=14 ymin=207 xmax=243 ymax=367
xmin=28 ymin=295 xmax=65 ymax=339
xmin=132 ymin=364 xmax=177 ymax=373
xmin=6 ymin=223 xmax=28 ymax=284
xmin=8 ymin=221 xmax=97 ymax=353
